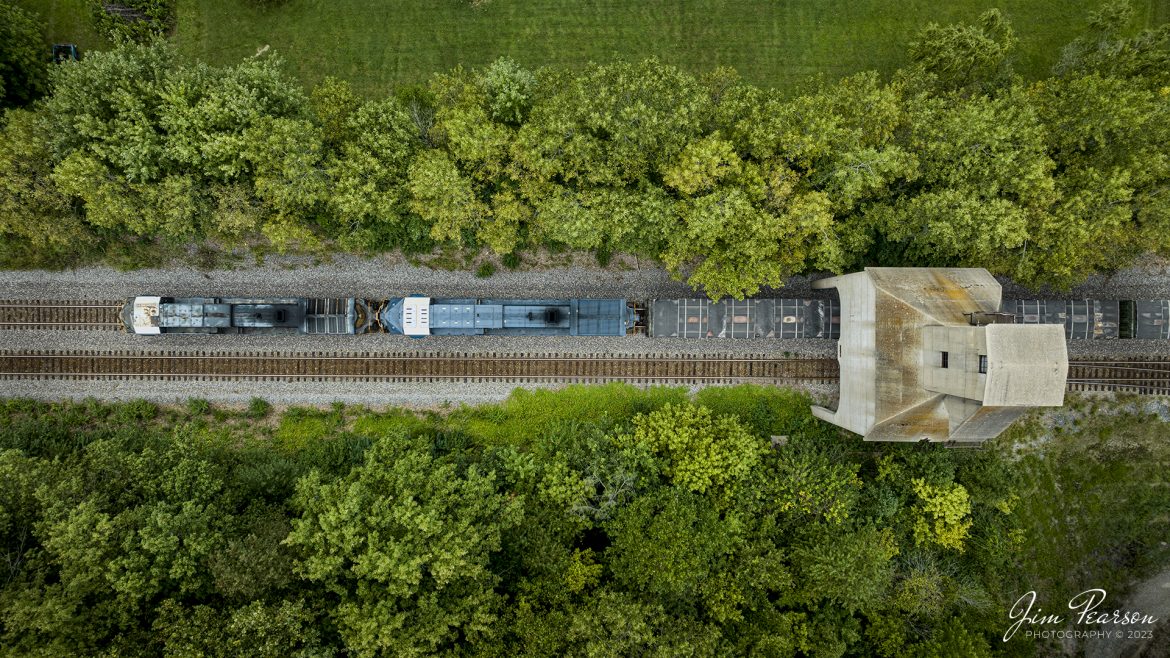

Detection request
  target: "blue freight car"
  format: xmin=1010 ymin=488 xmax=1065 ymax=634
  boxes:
xmin=378 ymin=296 xmax=638 ymax=336
xmin=121 ymin=297 xmax=375 ymax=335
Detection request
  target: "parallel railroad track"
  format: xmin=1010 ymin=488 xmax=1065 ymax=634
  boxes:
xmin=0 ymin=340 xmax=1166 ymax=391
xmin=1066 ymin=358 xmax=1170 ymax=395
xmin=0 ymin=350 xmax=840 ymax=385
xmin=0 ymin=300 xmax=124 ymax=331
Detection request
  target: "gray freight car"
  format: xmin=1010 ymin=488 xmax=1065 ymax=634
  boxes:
xmin=1122 ymin=300 xmax=1170 ymax=339
xmin=1008 ymin=299 xmax=1170 ymax=339
xmin=1008 ymin=299 xmax=1121 ymax=339
xmin=647 ymin=298 xmax=839 ymax=339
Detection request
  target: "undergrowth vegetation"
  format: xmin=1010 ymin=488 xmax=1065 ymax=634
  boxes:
xmin=0 ymin=386 xmax=1166 ymax=655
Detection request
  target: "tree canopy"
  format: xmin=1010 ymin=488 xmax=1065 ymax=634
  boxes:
xmin=2 ymin=3 xmax=1169 ymax=291
xmin=1 ymin=384 xmax=1165 ymax=656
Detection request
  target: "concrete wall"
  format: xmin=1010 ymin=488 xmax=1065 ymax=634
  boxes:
xmin=922 ymin=325 xmax=988 ymax=402
xmin=811 ymin=272 xmax=876 ymax=435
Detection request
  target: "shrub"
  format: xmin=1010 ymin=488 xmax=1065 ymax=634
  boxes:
xmin=115 ymin=399 xmax=158 ymax=423
xmin=475 ymin=261 xmax=496 ymax=278
xmin=88 ymin=0 xmax=175 ymax=43
xmin=247 ymin=397 xmax=272 ymax=419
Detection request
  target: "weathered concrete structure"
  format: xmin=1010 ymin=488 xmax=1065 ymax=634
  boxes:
xmin=811 ymin=268 xmax=1067 ymax=443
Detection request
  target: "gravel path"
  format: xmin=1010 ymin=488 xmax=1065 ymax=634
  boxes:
xmin=0 ymin=253 xmax=828 ymax=302
xmin=0 ymin=377 xmax=840 ymax=410
xmin=2 ymin=253 xmax=1169 ymax=405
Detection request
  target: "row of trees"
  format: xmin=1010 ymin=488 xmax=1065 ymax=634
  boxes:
xmin=2 ymin=386 xmax=1166 ymax=656
xmin=1 ymin=3 xmax=1168 ymax=296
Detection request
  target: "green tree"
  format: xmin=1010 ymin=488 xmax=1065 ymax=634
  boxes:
xmin=566 ymin=589 xmax=725 ymax=657
xmin=765 ymin=446 xmax=862 ymax=525
xmin=604 ymin=489 xmax=740 ymax=605
xmin=662 ymin=134 xmax=742 ymax=196
xmin=286 ymin=433 xmax=522 ymax=657
xmin=862 ymin=89 xmax=1055 ymax=277
xmin=326 ymin=98 xmax=422 ymax=251
xmin=0 ymin=450 xmax=44 ymax=591
xmin=1055 ymin=1 xmax=1170 ymax=86
xmin=480 ymin=56 xmax=536 ymax=125
xmin=910 ymin=477 xmax=974 ymax=552
xmin=664 ymin=186 xmax=836 ymax=300
xmin=242 ymin=116 xmax=328 ymax=237
xmin=791 ymin=525 xmax=898 ymax=612
xmin=151 ymin=598 xmax=326 ymax=658
xmin=529 ymin=184 xmax=673 ymax=254
xmin=908 ymin=9 xmax=1018 ymax=91
xmin=40 ymin=42 xmax=316 ymax=250
xmin=1025 ymin=72 xmax=1170 ymax=285
xmin=311 ymin=76 xmax=362 ymax=152
xmin=0 ymin=109 xmax=93 ymax=263
xmin=616 ymin=403 xmax=765 ymax=496
xmin=513 ymin=59 xmax=709 ymax=186
xmin=430 ymin=66 xmax=513 ymax=182
xmin=908 ymin=616 xmax=993 ymax=658
xmin=407 ymin=149 xmax=489 ymax=245
xmin=1 ymin=437 xmax=234 ymax=654
xmin=0 ymin=1 xmax=47 ymax=109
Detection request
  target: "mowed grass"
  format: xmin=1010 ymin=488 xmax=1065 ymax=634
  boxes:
xmin=173 ymin=0 xmax=1169 ymax=97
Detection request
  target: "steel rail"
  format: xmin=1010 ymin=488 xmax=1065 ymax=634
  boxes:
xmin=0 ymin=300 xmax=125 ymax=331
xmin=0 ymin=350 xmax=840 ymax=384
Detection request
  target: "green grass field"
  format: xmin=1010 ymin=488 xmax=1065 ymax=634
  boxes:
xmin=170 ymin=0 xmax=1169 ymax=97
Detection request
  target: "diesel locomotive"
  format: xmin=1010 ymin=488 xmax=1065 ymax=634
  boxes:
xmin=121 ymin=297 xmax=376 ymax=335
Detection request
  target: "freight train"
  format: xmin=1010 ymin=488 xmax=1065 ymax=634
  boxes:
xmin=121 ymin=295 xmax=840 ymax=338
xmin=121 ymin=295 xmax=1168 ymax=340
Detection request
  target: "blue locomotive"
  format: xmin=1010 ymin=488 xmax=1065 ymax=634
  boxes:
xmin=378 ymin=297 xmax=638 ymax=336
xmin=121 ymin=297 xmax=375 ymax=335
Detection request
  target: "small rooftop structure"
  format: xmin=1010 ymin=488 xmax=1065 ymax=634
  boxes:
xmin=811 ymin=268 xmax=1068 ymax=443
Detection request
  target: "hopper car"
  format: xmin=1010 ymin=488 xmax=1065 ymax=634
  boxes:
xmin=1007 ymin=299 xmax=1170 ymax=340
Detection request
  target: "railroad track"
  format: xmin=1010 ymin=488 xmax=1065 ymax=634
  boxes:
xmin=0 ymin=350 xmax=840 ymax=384
xmin=0 ymin=347 xmax=1166 ymax=392
xmin=1066 ymin=359 xmax=1170 ymax=395
xmin=0 ymin=300 xmax=124 ymax=331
